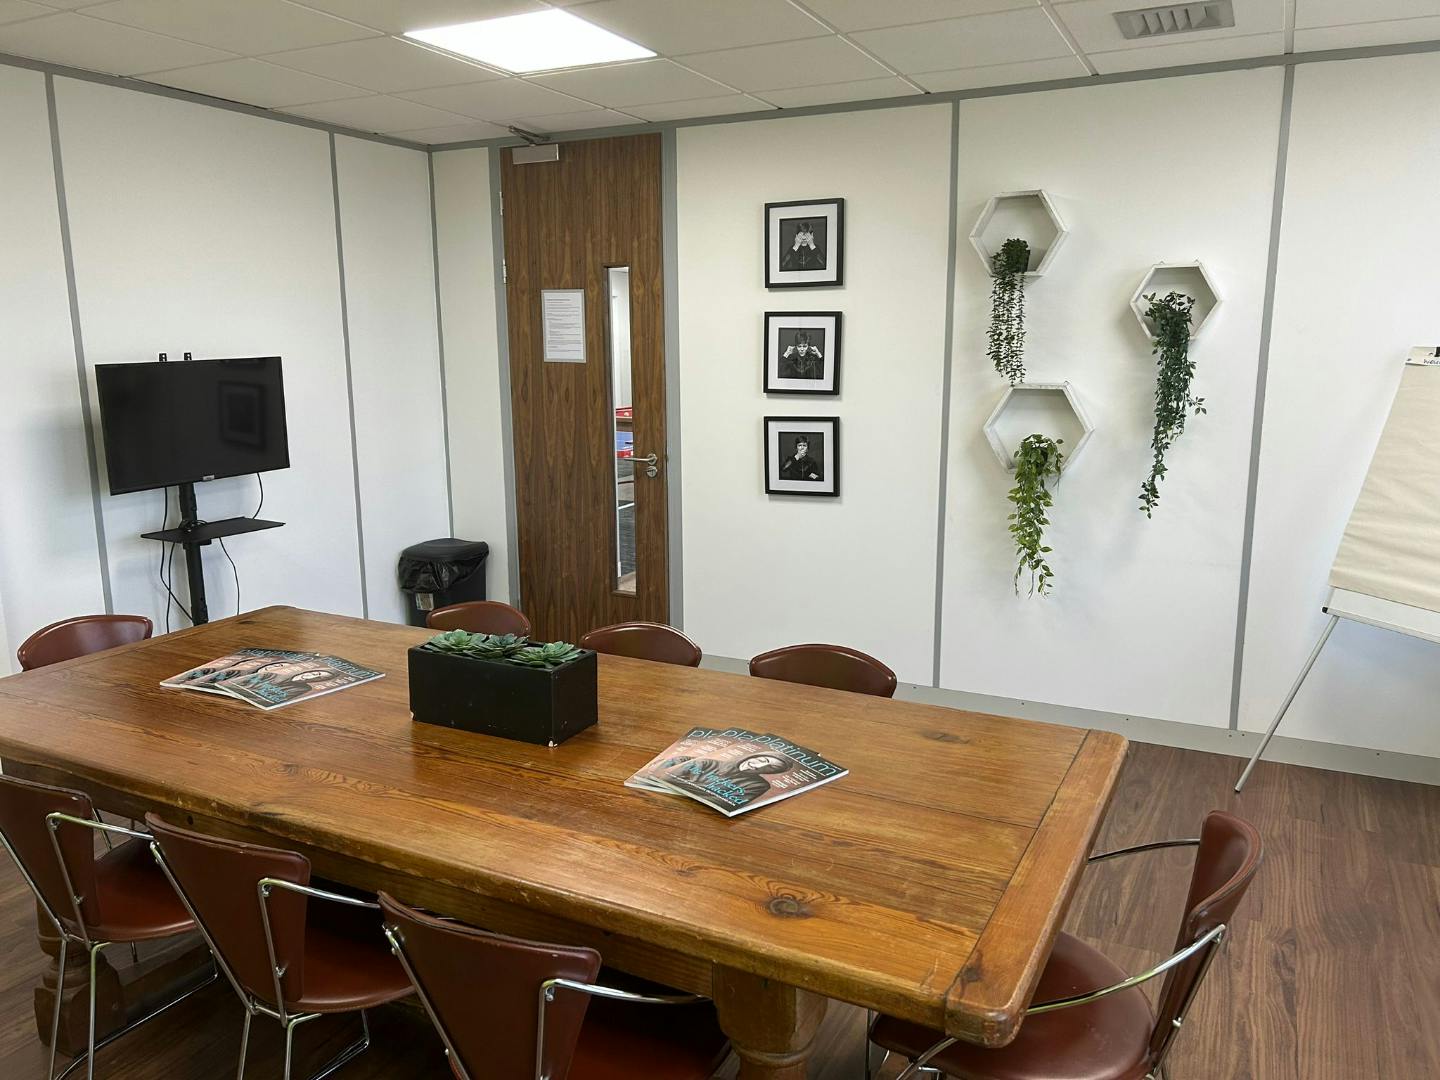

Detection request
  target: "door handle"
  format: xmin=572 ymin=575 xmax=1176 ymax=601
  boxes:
xmin=635 ymin=452 xmax=659 ymax=477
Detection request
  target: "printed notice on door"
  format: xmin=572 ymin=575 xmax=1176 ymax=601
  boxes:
xmin=542 ymin=289 xmax=586 ymax=363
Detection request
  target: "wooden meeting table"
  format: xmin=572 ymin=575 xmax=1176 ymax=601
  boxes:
xmin=0 ymin=607 xmax=1125 ymax=1078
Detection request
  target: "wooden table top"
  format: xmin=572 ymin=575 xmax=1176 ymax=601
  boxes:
xmin=0 ymin=607 xmax=1125 ymax=1047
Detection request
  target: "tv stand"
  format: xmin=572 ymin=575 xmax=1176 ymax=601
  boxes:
xmin=140 ymin=481 xmax=283 ymax=625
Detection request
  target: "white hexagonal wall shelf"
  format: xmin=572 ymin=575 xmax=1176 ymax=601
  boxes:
xmin=1130 ymin=261 xmax=1222 ymax=340
xmin=983 ymin=381 xmax=1094 ymax=483
xmin=969 ymin=190 xmax=1069 ymax=278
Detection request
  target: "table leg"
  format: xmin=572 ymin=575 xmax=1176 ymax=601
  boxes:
xmin=33 ymin=900 xmax=123 ymax=1055
xmin=713 ymin=966 xmax=826 ymax=1080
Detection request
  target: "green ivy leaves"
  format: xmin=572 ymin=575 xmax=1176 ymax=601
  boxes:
xmin=988 ymin=238 xmax=1030 ymax=386
xmin=1008 ymin=434 xmax=1065 ymax=597
xmin=423 ymin=630 xmax=583 ymax=669
xmin=1140 ymin=291 xmax=1204 ymax=517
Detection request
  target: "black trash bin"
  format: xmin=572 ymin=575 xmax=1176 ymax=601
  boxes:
xmin=397 ymin=538 xmax=490 ymax=628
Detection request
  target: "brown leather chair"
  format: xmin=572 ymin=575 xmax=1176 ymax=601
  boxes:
xmin=146 ymin=815 xmax=412 ymax=1079
xmin=0 ymin=775 xmax=210 ymax=1080
xmin=426 ymin=600 xmax=532 ymax=637
xmin=17 ymin=614 xmax=153 ymax=671
xmin=749 ymin=643 xmax=898 ymax=698
xmin=378 ymin=892 xmax=730 ymax=1080
xmin=870 ymin=811 xmax=1263 ymax=1080
xmin=578 ymin=622 xmax=703 ymax=667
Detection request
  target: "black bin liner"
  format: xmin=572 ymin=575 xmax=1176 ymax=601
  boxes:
xmin=397 ymin=538 xmax=489 ymax=628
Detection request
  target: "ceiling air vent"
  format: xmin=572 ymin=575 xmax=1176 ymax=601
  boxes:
xmin=1114 ymin=1 xmax=1235 ymax=39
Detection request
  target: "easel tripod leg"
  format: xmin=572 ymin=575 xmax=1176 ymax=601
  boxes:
xmin=1234 ymin=614 xmax=1339 ymax=793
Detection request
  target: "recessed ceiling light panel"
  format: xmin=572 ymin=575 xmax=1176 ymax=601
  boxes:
xmin=405 ymin=10 xmax=655 ymax=74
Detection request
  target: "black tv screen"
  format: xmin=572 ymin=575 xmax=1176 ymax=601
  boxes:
xmin=95 ymin=357 xmax=290 ymax=496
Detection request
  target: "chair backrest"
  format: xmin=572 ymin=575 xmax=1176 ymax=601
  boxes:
xmin=18 ymin=614 xmax=153 ymax=671
xmin=0 ymin=775 xmax=103 ymax=934
xmin=1149 ymin=811 xmax=1263 ymax=1064
xmin=748 ymin=643 xmax=898 ymax=698
xmin=379 ymin=892 xmax=601 ymax=1080
xmin=146 ymin=815 xmax=311 ymax=1008
xmin=578 ymin=622 xmax=702 ymax=667
xmin=427 ymin=601 xmax=533 ymax=638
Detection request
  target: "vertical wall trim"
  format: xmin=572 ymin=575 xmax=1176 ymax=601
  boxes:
xmin=1229 ymin=64 xmax=1296 ymax=731
xmin=662 ymin=129 xmax=685 ymax=629
xmin=931 ymin=100 xmax=962 ymax=688
xmin=428 ymin=152 xmax=456 ymax=537
xmin=488 ymin=150 xmax=522 ymax=606
xmin=329 ymin=133 xmax=370 ymax=618
xmin=46 ymin=73 xmax=113 ymax=614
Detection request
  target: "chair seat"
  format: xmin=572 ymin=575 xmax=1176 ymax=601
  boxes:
xmin=292 ymin=903 xmax=414 ymax=1013
xmin=77 ymin=840 xmax=196 ymax=943
xmin=571 ymin=994 xmax=730 ymax=1080
xmin=872 ymin=933 xmax=1155 ymax=1080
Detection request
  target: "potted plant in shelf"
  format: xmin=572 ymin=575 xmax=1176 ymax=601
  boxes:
xmin=408 ymin=630 xmax=597 ymax=746
xmin=988 ymin=238 xmax=1030 ymax=385
xmin=1008 ymin=434 xmax=1064 ymax=597
xmin=1139 ymin=291 xmax=1205 ymax=518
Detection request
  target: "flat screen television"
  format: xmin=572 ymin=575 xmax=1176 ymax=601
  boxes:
xmin=95 ymin=357 xmax=290 ymax=496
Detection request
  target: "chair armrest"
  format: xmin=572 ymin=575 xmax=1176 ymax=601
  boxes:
xmin=46 ymin=811 xmax=152 ymax=843
xmin=543 ymin=977 xmax=709 ymax=1007
xmin=1026 ymin=924 xmax=1226 ymax=1015
xmin=257 ymin=877 xmax=381 ymax=910
xmin=1086 ymin=837 xmax=1199 ymax=864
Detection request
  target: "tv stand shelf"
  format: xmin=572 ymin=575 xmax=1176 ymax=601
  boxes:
xmin=142 ymin=516 xmax=284 ymax=545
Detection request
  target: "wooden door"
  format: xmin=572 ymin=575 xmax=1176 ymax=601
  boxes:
xmin=501 ymin=135 xmax=668 ymax=643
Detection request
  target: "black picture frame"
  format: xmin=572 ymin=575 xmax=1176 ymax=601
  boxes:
xmin=764 ymin=416 xmax=840 ymax=497
xmin=763 ymin=311 xmax=842 ymax=395
xmin=765 ymin=197 xmax=845 ymax=289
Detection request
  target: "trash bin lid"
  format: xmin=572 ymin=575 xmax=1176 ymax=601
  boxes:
xmin=398 ymin=538 xmax=489 ymax=593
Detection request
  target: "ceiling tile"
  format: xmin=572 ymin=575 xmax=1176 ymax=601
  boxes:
xmin=758 ymin=76 xmax=921 ymax=109
xmin=282 ymin=93 xmax=473 ymax=132
xmin=0 ymin=1 xmax=52 ymax=25
xmin=82 ymin=0 xmax=377 ymax=55
xmin=1050 ymin=0 xmax=1285 ymax=52
xmin=514 ymin=107 xmax=636 ymax=132
xmin=803 ymin=0 xmax=1034 ymax=34
xmin=262 ymin=36 xmax=503 ymax=93
xmin=292 ymin=0 xmax=545 ymax=35
xmin=678 ymin=36 xmax=890 ymax=92
xmin=913 ymin=55 xmax=1090 ymax=92
xmin=399 ymin=119 xmax=511 ymax=143
xmin=399 ymin=77 xmax=591 ymax=120
xmin=1293 ymin=16 xmax=1440 ymax=50
xmin=531 ymin=58 xmax=728 ymax=106
xmin=852 ymin=8 xmax=1073 ymax=73
xmin=0 ymin=13 xmax=234 ymax=75
xmin=624 ymin=93 xmax=773 ymax=121
xmin=142 ymin=57 xmax=367 ymax=108
xmin=23 ymin=0 xmax=99 ymax=6
xmin=570 ymin=0 xmax=826 ymax=55
xmin=1089 ymin=30 xmax=1285 ymax=73
xmin=1295 ymin=0 xmax=1440 ymax=28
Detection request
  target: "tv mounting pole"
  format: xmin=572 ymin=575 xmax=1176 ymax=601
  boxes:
xmin=176 ymin=481 xmax=209 ymax=625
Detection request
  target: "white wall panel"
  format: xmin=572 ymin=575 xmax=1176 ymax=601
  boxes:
xmin=676 ymin=106 xmax=953 ymax=685
xmin=432 ymin=148 xmax=512 ymax=604
xmin=0 ymin=67 xmax=107 ymax=669
xmin=939 ymin=70 xmax=1282 ymax=727
xmin=54 ymin=76 xmax=363 ymax=626
xmin=1240 ymin=53 xmax=1440 ymax=756
xmin=335 ymin=135 xmax=450 ymax=623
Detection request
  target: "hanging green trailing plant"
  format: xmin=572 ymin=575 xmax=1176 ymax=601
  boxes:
xmin=987 ymin=238 xmax=1030 ymax=385
xmin=1139 ymin=291 xmax=1204 ymax=518
xmin=1008 ymin=434 xmax=1065 ymax=597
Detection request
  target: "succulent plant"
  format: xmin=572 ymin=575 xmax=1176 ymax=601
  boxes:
xmin=422 ymin=631 xmax=582 ymax=668
xmin=508 ymin=641 xmax=584 ymax=669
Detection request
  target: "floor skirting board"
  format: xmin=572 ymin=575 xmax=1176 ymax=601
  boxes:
xmin=700 ymin=655 xmax=1440 ymax=787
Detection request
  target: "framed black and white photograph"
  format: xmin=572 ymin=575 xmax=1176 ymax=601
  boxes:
xmin=765 ymin=197 xmax=844 ymax=289
xmin=764 ymin=312 xmax=841 ymax=395
xmin=765 ymin=416 xmax=839 ymax=497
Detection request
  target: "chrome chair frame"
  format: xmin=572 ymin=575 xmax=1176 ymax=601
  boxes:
xmin=148 ymin=844 xmax=376 ymax=1080
xmin=0 ymin=813 xmax=216 ymax=1080
xmin=876 ymin=838 xmax=1226 ymax=1080
xmin=382 ymin=922 xmax=712 ymax=1080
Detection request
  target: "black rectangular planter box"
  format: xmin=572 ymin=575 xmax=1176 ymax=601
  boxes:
xmin=408 ymin=645 xmax=598 ymax=746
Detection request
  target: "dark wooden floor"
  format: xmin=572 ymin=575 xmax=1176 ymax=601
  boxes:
xmin=2 ymin=743 xmax=1436 ymax=1078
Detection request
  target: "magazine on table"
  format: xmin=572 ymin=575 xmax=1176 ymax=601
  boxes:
xmin=626 ymin=727 xmax=846 ymax=816
xmin=161 ymin=648 xmax=384 ymax=711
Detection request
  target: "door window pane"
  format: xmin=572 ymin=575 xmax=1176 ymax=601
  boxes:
xmin=608 ymin=267 xmax=637 ymax=595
